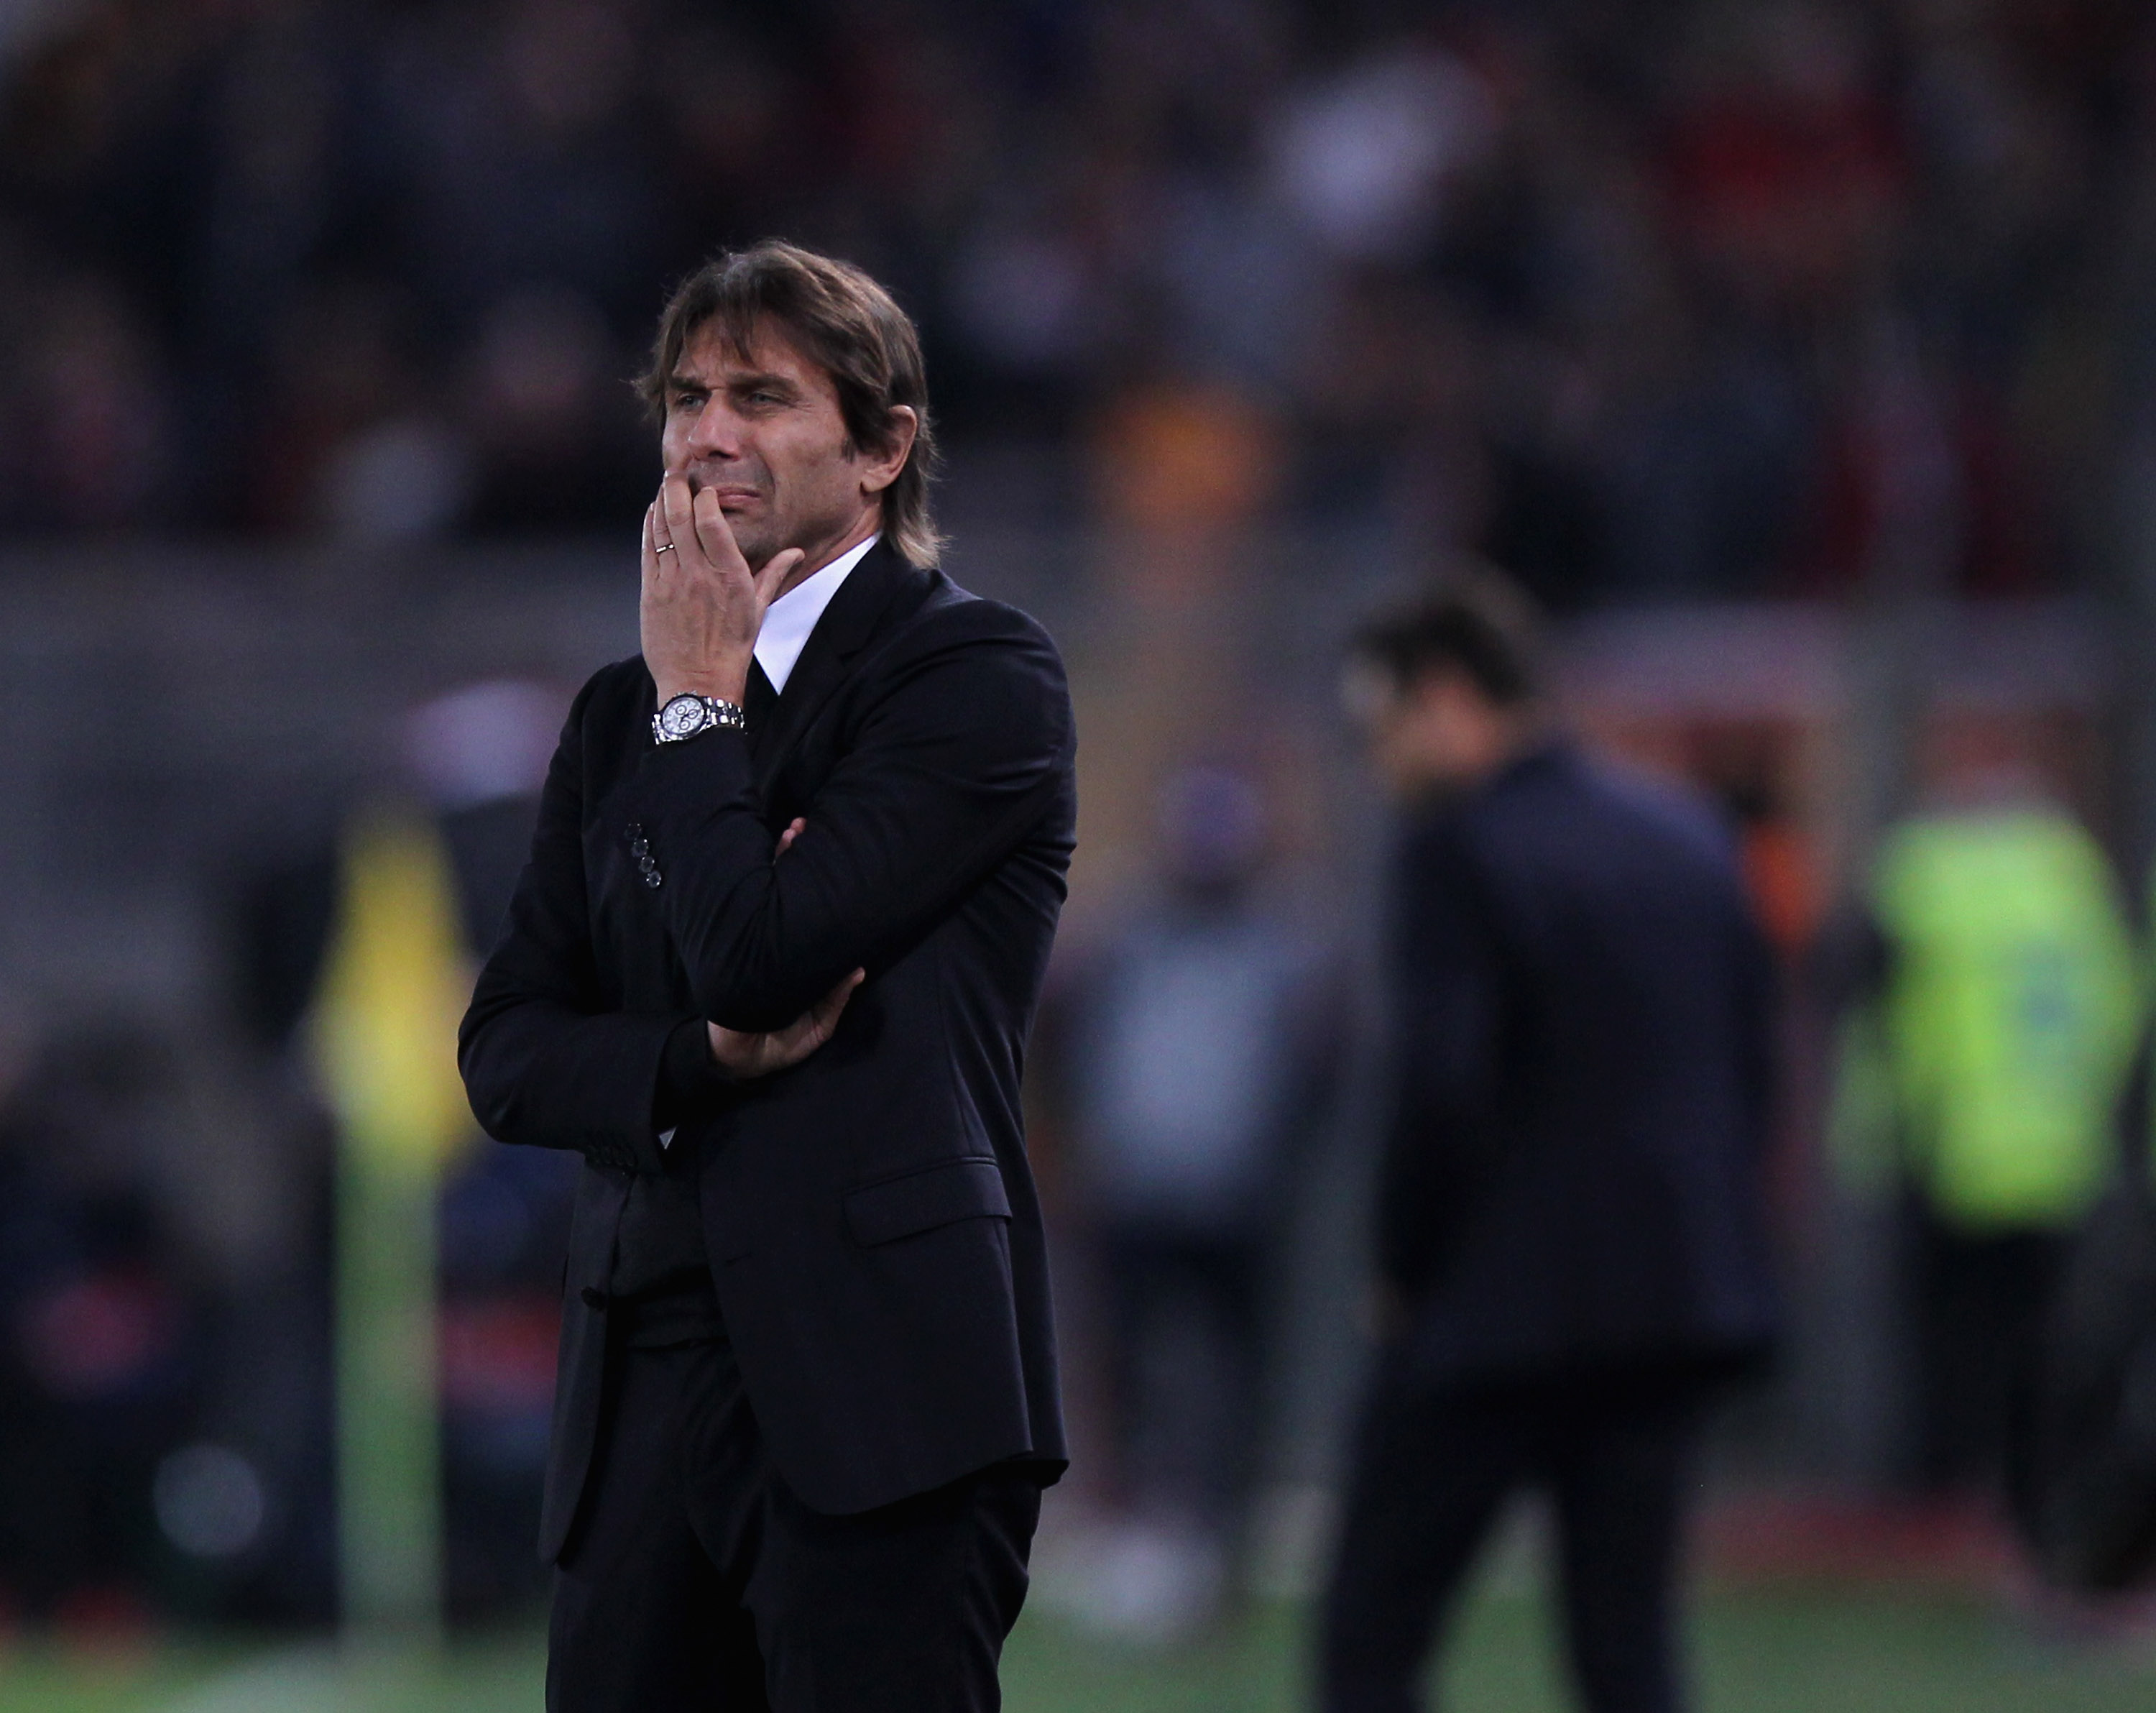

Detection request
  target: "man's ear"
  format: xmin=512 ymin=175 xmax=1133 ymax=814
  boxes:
xmin=859 ymin=405 xmax=918 ymax=497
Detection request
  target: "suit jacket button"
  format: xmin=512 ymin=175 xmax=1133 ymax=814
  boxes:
xmin=580 ymin=1287 xmax=609 ymax=1310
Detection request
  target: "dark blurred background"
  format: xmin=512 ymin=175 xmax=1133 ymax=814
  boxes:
xmin=4 ymin=0 xmax=2147 ymax=587
xmin=4 ymin=0 xmax=2156 ymax=1702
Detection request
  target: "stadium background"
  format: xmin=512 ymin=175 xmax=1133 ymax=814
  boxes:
xmin=4 ymin=0 xmax=2156 ymax=1707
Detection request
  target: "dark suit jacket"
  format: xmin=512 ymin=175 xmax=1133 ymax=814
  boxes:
xmin=458 ymin=542 xmax=1076 ymax=1553
xmin=1379 ymin=742 xmax=1779 ymax=1384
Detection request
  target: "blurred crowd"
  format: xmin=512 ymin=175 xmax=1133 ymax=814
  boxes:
xmin=1 ymin=0 xmax=2151 ymax=602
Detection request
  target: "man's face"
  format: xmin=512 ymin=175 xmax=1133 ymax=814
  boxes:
xmin=1354 ymin=667 xmax=1518 ymax=799
xmin=659 ymin=320 xmax=897 ymax=571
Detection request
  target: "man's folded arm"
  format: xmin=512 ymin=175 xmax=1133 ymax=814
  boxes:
xmin=458 ymin=674 xmax=710 ymax=1168
xmin=619 ymin=610 xmax=1073 ymax=1034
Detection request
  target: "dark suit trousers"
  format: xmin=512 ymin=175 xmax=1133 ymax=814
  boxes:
xmin=1318 ymin=1355 xmax=1709 ymax=1713
xmin=548 ymin=1336 xmax=1041 ymax=1713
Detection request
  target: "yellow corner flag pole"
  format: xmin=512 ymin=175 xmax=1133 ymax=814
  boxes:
xmin=311 ymin=809 xmax=474 ymax=1648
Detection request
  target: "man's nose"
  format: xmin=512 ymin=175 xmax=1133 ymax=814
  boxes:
xmin=685 ymin=400 xmax=744 ymax=459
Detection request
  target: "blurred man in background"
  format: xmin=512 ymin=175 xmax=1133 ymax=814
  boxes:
xmin=1834 ymin=712 xmax=2139 ymax=1503
xmin=1322 ymin=574 xmax=1779 ymax=1713
xmin=1059 ymin=763 xmax=1339 ymax=1632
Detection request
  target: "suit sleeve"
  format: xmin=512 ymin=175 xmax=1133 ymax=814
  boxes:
xmin=1376 ymin=819 xmax=1504 ymax=1297
xmin=458 ymin=671 xmax=692 ymax=1170
xmin=609 ymin=605 xmax=1074 ymax=1034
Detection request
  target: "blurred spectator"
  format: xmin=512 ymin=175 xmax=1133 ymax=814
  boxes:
xmin=459 ymin=286 xmax=650 ymax=536
xmin=1323 ymin=571 xmax=1779 ymax=1713
xmin=8 ymin=272 xmax=178 ymax=531
xmin=1832 ymin=709 xmax=2140 ymax=1501
xmin=227 ymin=678 xmax=575 ymax=1622
xmin=234 ymin=680 xmax=565 ymax=1050
xmin=1056 ymin=763 xmax=1339 ymax=1630
xmin=1695 ymin=720 xmax=1820 ymax=960
xmin=405 ymin=680 xmax=580 ymax=1618
xmin=243 ymin=277 xmax=459 ymax=538
xmin=0 ymin=1023 xmax=218 ymax=1627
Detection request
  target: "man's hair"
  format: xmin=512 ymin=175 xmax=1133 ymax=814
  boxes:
xmin=1348 ymin=566 xmax=1546 ymax=707
xmin=638 ymin=240 xmax=942 ymax=566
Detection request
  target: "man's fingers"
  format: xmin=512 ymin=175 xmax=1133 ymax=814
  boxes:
xmin=714 ymin=968 xmax=865 ymax=1079
xmin=809 ymin=969 xmax=867 ymax=1037
xmin=660 ymin=476 xmax=701 ymax=561
xmin=691 ymin=484 xmax=747 ymax=572
xmin=775 ymin=817 xmax=807 ymax=858
xmin=755 ymin=547 xmax=806 ymax=604
xmin=816 ymin=968 xmax=865 ymax=1019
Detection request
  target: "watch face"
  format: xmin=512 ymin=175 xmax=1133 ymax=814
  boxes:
xmin=660 ymin=697 xmax=706 ymax=738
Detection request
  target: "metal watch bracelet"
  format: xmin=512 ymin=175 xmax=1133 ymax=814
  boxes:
xmin=652 ymin=693 xmax=747 ymax=744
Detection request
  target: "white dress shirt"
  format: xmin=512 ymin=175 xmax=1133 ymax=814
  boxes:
xmin=754 ymin=533 xmax=879 ymax=694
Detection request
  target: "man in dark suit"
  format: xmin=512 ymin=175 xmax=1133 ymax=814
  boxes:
xmin=1319 ymin=575 xmax=1779 ymax=1713
xmin=459 ymin=242 xmax=1076 ymax=1712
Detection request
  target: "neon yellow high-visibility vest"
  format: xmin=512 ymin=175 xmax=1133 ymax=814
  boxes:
xmin=1873 ymin=808 xmax=2139 ymax=1233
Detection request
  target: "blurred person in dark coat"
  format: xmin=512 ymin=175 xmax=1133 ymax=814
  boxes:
xmin=1061 ymin=763 xmax=1337 ymax=1628
xmin=1319 ymin=574 xmax=1779 ymax=1713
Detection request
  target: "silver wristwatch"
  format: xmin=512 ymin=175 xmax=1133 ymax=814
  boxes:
xmin=652 ymin=693 xmax=747 ymax=744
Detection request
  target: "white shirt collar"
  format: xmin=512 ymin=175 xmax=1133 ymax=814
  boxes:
xmin=753 ymin=533 xmax=878 ymax=694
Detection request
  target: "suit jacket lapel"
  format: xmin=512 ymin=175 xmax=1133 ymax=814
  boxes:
xmin=751 ymin=539 xmax=926 ymax=791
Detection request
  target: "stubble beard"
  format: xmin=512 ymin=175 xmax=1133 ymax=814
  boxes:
xmin=726 ymin=514 xmax=782 ymax=569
